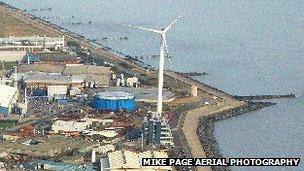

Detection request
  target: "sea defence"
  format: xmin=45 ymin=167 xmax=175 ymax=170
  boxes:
xmin=0 ymin=3 xmax=247 ymax=171
xmin=234 ymin=93 xmax=295 ymax=101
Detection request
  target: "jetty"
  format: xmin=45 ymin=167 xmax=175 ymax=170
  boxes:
xmin=234 ymin=93 xmax=295 ymax=101
xmin=175 ymin=71 xmax=208 ymax=77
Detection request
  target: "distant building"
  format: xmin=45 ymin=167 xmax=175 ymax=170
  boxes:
xmin=63 ymin=65 xmax=111 ymax=88
xmin=0 ymin=85 xmax=18 ymax=117
xmin=103 ymin=150 xmax=172 ymax=171
xmin=0 ymin=35 xmax=65 ymax=51
xmin=19 ymin=64 xmax=111 ymax=88
xmin=24 ymin=73 xmax=84 ymax=88
xmin=126 ymin=77 xmax=139 ymax=87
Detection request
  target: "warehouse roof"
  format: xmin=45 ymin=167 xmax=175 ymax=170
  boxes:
xmin=0 ymin=85 xmax=18 ymax=107
xmin=24 ymin=73 xmax=84 ymax=84
xmin=63 ymin=65 xmax=111 ymax=76
xmin=19 ymin=64 xmax=111 ymax=76
xmin=96 ymin=91 xmax=135 ymax=100
xmin=19 ymin=64 xmax=65 ymax=73
xmin=82 ymin=74 xmax=110 ymax=86
xmin=108 ymin=150 xmax=171 ymax=170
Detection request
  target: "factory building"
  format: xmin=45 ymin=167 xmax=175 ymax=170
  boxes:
xmin=0 ymin=35 xmax=65 ymax=51
xmin=19 ymin=64 xmax=111 ymax=88
xmin=63 ymin=65 xmax=111 ymax=88
xmin=91 ymin=91 xmax=136 ymax=112
xmin=102 ymin=150 xmax=172 ymax=171
xmin=0 ymin=85 xmax=18 ymax=117
xmin=19 ymin=64 xmax=65 ymax=74
xmin=24 ymin=73 xmax=84 ymax=88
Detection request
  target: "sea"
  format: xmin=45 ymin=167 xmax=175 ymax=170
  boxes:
xmin=2 ymin=0 xmax=303 ymax=170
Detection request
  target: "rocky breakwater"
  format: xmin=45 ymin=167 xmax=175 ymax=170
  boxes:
xmin=197 ymin=101 xmax=275 ymax=171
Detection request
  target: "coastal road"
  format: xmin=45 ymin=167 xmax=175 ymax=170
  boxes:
xmin=182 ymin=101 xmax=244 ymax=171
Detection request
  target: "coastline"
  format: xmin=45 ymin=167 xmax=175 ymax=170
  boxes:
xmin=197 ymin=101 xmax=275 ymax=171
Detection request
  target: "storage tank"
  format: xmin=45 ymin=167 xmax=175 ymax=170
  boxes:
xmin=91 ymin=91 xmax=136 ymax=112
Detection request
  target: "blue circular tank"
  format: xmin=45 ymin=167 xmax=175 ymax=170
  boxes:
xmin=91 ymin=91 xmax=136 ymax=112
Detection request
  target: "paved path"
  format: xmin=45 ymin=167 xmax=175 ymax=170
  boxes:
xmin=182 ymin=101 xmax=244 ymax=171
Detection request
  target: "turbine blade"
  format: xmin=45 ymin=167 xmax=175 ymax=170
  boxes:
xmin=164 ymin=13 xmax=182 ymax=32
xmin=124 ymin=24 xmax=162 ymax=34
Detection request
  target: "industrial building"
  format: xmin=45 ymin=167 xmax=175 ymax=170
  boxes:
xmin=18 ymin=64 xmax=65 ymax=74
xmin=24 ymin=73 xmax=84 ymax=88
xmin=19 ymin=64 xmax=111 ymax=88
xmin=63 ymin=65 xmax=111 ymax=88
xmin=0 ymin=35 xmax=65 ymax=51
xmin=102 ymin=150 xmax=172 ymax=171
xmin=91 ymin=91 xmax=136 ymax=112
xmin=126 ymin=77 xmax=139 ymax=87
xmin=0 ymin=85 xmax=18 ymax=117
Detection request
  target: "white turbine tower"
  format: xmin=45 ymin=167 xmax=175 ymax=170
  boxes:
xmin=127 ymin=14 xmax=182 ymax=119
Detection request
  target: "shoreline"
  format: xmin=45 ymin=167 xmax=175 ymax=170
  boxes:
xmin=197 ymin=101 xmax=275 ymax=171
xmin=0 ymin=3 xmax=278 ymax=171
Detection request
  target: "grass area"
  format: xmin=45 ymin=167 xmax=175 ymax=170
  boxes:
xmin=0 ymin=120 xmax=17 ymax=129
xmin=0 ymin=135 xmax=96 ymax=158
xmin=0 ymin=61 xmax=18 ymax=70
xmin=0 ymin=8 xmax=58 ymax=37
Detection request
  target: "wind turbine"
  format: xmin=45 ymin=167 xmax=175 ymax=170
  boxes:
xmin=127 ymin=14 xmax=182 ymax=119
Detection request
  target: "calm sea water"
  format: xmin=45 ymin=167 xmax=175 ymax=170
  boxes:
xmin=2 ymin=0 xmax=303 ymax=170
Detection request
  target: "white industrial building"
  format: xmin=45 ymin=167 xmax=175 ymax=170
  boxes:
xmin=47 ymin=85 xmax=68 ymax=100
xmin=0 ymin=36 xmax=65 ymax=51
xmin=102 ymin=150 xmax=172 ymax=171
xmin=0 ymin=85 xmax=18 ymax=117
xmin=126 ymin=77 xmax=139 ymax=87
